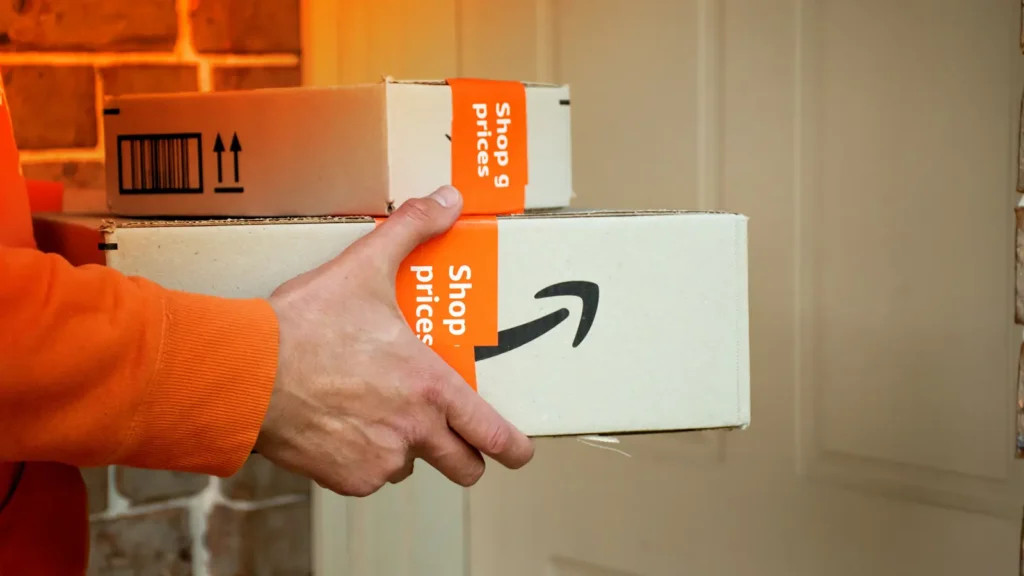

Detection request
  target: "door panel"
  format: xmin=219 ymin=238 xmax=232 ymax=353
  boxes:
xmin=811 ymin=0 xmax=1010 ymax=479
xmin=312 ymin=0 xmax=1024 ymax=574
xmin=795 ymin=0 xmax=1023 ymax=520
xmin=462 ymin=1 xmax=706 ymax=211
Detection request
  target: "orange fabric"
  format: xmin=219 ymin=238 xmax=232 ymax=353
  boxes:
xmin=0 ymin=463 xmax=88 ymax=574
xmin=0 ymin=71 xmax=280 ymax=574
xmin=25 ymin=179 xmax=64 ymax=214
xmin=0 ymin=68 xmax=33 ymax=252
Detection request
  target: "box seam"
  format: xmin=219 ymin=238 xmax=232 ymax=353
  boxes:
xmin=382 ymin=83 xmax=395 ymax=214
xmin=735 ymin=218 xmax=743 ymax=425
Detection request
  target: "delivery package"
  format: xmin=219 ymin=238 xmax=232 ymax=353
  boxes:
xmin=102 ymin=78 xmax=572 ymax=218
xmin=32 ymin=210 xmax=750 ymax=436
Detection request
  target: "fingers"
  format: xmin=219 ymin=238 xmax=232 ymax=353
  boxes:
xmin=441 ymin=378 xmax=534 ymax=470
xmin=366 ymin=186 xmax=464 ymax=273
xmin=420 ymin=428 xmax=486 ymax=487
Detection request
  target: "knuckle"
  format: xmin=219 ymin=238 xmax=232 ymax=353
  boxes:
xmin=416 ymin=373 xmax=448 ymax=409
xmin=386 ymin=453 xmax=409 ymax=476
xmin=390 ymin=461 xmax=414 ymax=484
xmin=484 ymin=424 xmax=512 ymax=455
xmin=343 ymin=476 xmax=381 ymax=498
xmin=397 ymin=198 xmax=435 ymax=224
xmin=349 ymin=482 xmax=378 ymax=498
xmin=395 ymin=415 xmax=426 ymax=446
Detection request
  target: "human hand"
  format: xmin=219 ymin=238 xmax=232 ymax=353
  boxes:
xmin=255 ymin=186 xmax=534 ymax=497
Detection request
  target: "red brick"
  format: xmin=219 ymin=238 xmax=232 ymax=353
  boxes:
xmin=89 ymin=508 xmax=192 ymax=575
xmin=81 ymin=467 xmax=108 ymax=515
xmin=191 ymin=0 xmax=301 ymax=54
xmin=101 ymin=65 xmax=199 ymax=97
xmin=221 ymin=455 xmax=309 ymax=501
xmin=213 ymin=66 xmax=302 ymax=91
xmin=1018 ymin=93 xmax=1024 ymax=191
xmin=21 ymin=161 xmax=106 ymax=212
xmin=3 ymin=66 xmax=96 ymax=149
xmin=206 ymin=502 xmax=310 ymax=575
xmin=22 ymin=161 xmax=105 ymax=190
xmin=1017 ymin=208 xmax=1024 ymax=324
xmin=116 ymin=467 xmax=208 ymax=505
xmin=62 ymin=187 xmax=106 ymax=212
xmin=1017 ymin=342 xmax=1024 ymax=457
xmin=0 ymin=0 xmax=177 ymax=52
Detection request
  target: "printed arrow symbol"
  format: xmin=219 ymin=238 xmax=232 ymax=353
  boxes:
xmin=474 ymin=281 xmax=599 ymax=362
xmin=230 ymin=133 xmax=242 ymax=182
xmin=213 ymin=134 xmax=225 ymax=183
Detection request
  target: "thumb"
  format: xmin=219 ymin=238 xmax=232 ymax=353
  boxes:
xmin=369 ymin=185 xmax=463 ymax=271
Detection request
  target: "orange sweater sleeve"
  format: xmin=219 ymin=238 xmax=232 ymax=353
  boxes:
xmin=0 ymin=245 xmax=279 ymax=477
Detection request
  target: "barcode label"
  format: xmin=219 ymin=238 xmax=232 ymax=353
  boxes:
xmin=117 ymin=133 xmax=204 ymax=194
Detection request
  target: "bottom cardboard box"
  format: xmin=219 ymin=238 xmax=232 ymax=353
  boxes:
xmin=32 ymin=210 xmax=751 ymax=437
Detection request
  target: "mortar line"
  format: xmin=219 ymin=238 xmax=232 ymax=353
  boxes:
xmin=197 ymin=60 xmax=213 ymax=92
xmin=92 ymin=66 xmax=106 ymax=159
xmin=176 ymin=0 xmax=196 ymax=60
xmin=0 ymin=53 xmax=298 ymax=67
xmin=103 ymin=467 xmax=131 ymax=517
xmin=89 ymin=495 xmax=194 ymax=522
xmin=192 ymin=478 xmax=217 ymax=576
xmin=220 ymin=493 xmax=308 ymax=511
xmin=20 ymin=148 xmax=104 ymax=163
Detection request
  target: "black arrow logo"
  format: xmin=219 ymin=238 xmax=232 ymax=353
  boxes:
xmin=474 ymin=281 xmax=599 ymax=362
xmin=230 ymin=133 xmax=242 ymax=182
xmin=213 ymin=134 xmax=225 ymax=183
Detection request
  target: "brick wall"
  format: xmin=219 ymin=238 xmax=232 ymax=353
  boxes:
xmin=0 ymin=1 xmax=312 ymax=574
xmin=2 ymin=0 xmax=303 ymax=213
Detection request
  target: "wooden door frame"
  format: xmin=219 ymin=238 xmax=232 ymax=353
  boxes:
xmin=300 ymin=0 xmax=341 ymax=87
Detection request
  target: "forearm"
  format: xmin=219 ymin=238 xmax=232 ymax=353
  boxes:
xmin=0 ymin=247 xmax=278 ymax=476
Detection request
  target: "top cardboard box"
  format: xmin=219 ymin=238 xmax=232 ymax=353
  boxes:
xmin=102 ymin=78 xmax=573 ymax=218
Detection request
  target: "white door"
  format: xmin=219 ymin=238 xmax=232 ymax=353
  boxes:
xmin=308 ymin=1 xmax=1024 ymax=574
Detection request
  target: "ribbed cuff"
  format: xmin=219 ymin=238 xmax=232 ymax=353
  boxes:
xmin=122 ymin=291 xmax=279 ymax=476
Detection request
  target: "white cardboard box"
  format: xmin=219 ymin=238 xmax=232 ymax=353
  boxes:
xmin=102 ymin=79 xmax=573 ymax=218
xmin=33 ymin=210 xmax=750 ymax=436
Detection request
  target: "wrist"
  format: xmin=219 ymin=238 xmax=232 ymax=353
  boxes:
xmin=122 ymin=291 xmax=279 ymax=476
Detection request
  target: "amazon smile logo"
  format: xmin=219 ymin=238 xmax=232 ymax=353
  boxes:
xmin=474 ymin=281 xmax=599 ymax=361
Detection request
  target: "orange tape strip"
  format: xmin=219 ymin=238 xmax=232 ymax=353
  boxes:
xmin=381 ymin=217 xmax=499 ymax=389
xmin=447 ymin=78 xmax=528 ymax=215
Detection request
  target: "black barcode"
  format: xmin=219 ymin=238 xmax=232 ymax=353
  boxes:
xmin=117 ymin=133 xmax=204 ymax=194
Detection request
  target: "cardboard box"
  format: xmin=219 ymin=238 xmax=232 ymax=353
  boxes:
xmin=32 ymin=210 xmax=750 ymax=436
xmin=102 ymin=78 xmax=573 ymax=218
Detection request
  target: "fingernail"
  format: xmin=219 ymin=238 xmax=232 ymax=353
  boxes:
xmin=429 ymin=185 xmax=460 ymax=208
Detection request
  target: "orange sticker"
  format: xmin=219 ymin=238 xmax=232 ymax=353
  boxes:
xmin=447 ymin=78 xmax=528 ymax=215
xmin=385 ymin=217 xmax=499 ymax=389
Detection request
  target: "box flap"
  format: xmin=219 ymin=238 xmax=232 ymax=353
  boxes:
xmin=40 ymin=209 xmax=747 ymax=231
xmin=382 ymin=76 xmax=566 ymax=89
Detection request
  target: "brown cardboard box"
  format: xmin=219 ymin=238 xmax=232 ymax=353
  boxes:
xmin=34 ymin=210 xmax=750 ymax=436
xmin=102 ymin=78 xmax=573 ymax=217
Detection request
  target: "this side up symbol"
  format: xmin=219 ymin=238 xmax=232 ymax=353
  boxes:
xmin=214 ymin=132 xmax=243 ymax=193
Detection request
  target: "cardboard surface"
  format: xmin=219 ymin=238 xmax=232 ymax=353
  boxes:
xmin=102 ymin=79 xmax=572 ymax=218
xmin=33 ymin=210 xmax=750 ymax=437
